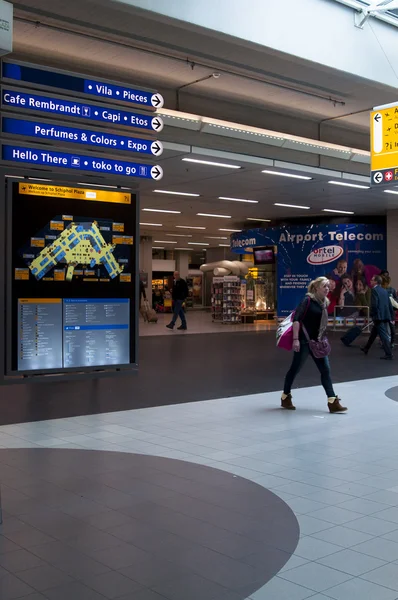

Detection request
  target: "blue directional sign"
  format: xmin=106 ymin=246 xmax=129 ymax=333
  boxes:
xmin=2 ymin=90 xmax=164 ymax=133
xmin=2 ymin=62 xmax=164 ymax=109
xmin=2 ymin=117 xmax=164 ymax=156
xmin=2 ymin=145 xmax=164 ymax=180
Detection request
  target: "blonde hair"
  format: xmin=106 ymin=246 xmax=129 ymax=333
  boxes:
xmin=307 ymin=277 xmax=330 ymax=305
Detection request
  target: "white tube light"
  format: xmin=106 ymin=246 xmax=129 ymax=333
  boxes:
xmin=140 ymin=222 xmax=163 ymax=226
xmin=274 ymin=203 xmax=310 ymax=210
xmin=152 ymin=247 xmax=164 ymax=249
xmin=176 ymin=225 xmax=206 ymax=230
xmin=219 ymin=244 xmax=230 ymax=247
xmin=143 ymin=208 xmax=181 ymax=214
xmin=218 ymin=196 xmax=258 ymax=203
xmin=328 ymin=181 xmax=369 ymax=189
xmin=175 ymin=248 xmax=192 ymax=250
xmin=246 ymin=218 xmax=271 ymax=222
xmin=188 ymin=242 xmax=210 ymax=246
xmin=322 ymin=209 xmax=354 ymax=215
xmin=262 ymin=170 xmax=312 ymax=180
xmin=205 ymin=236 xmax=228 ymax=240
xmin=153 ymin=189 xmax=200 ymax=197
xmin=182 ymin=158 xmax=241 ymax=169
xmin=219 ymin=228 xmax=242 ymax=232
xmin=197 ymin=213 xmax=231 ymax=218
xmin=166 ymin=233 xmax=193 ymax=237
xmin=154 ymin=240 xmax=178 ymax=244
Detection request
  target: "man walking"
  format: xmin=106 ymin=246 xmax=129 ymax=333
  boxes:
xmin=166 ymin=271 xmax=188 ymax=331
xmin=361 ymin=275 xmax=395 ymax=360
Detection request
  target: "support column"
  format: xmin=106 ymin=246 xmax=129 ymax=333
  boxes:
xmin=387 ymin=211 xmax=398 ymax=285
xmin=176 ymin=251 xmax=189 ymax=279
xmin=139 ymin=236 xmax=152 ymax=305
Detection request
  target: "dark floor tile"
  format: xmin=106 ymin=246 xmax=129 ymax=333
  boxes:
xmin=4 ymin=526 xmax=56 ymax=549
xmin=0 ymin=572 xmax=36 ymax=599
xmin=42 ymin=581 xmax=110 ymax=600
xmin=20 ymin=595 xmax=48 ymax=600
xmin=86 ymin=543 xmax=150 ymax=570
xmin=0 ymin=535 xmax=22 ymax=555
xmin=152 ymin=573 xmax=230 ymax=600
xmin=118 ymin=591 xmax=168 ymax=600
xmin=29 ymin=541 xmax=111 ymax=580
xmin=65 ymin=527 xmax=121 ymax=553
xmin=118 ymin=556 xmax=190 ymax=588
xmin=16 ymin=564 xmax=74 ymax=592
xmin=83 ymin=571 xmax=142 ymax=599
xmin=18 ymin=509 xmax=88 ymax=541
xmin=0 ymin=549 xmax=47 ymax=573
xmin=82 ymin=511 xmax=133 ymax=532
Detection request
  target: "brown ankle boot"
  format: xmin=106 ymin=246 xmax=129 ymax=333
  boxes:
xmin=328 ymin=397 xmax=347 ymax=414
xmin=281 ymin=394 xmax=296 ymax=410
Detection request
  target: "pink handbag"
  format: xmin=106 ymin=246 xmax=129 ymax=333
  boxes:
xmin=276 ymin=298 xmax=310 ymax=351
xmin=302 ymin=324 xmax=331 ymax=358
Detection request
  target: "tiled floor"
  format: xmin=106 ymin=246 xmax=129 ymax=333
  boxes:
xmin=0 ymin=375 xmax=397 ymax=597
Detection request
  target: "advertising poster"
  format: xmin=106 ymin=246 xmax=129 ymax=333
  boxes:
xmin=230 ymin=223 xmax=387 ymax=317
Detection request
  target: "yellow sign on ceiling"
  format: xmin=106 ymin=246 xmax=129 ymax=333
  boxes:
xmin=371 ymin=105 xmax=398 ymax=172
xmin=18 ymin=183 xmax=131 ymax=205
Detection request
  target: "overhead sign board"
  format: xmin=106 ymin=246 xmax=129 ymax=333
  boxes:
xmin=2 ymin=117 xmax=163 ymax=156
xmin=371 ymin=103 xmax=398 ymax=186
xmin=18 ymin=183 xmax=132 ymax=204
xmin=2 ymin=89 xmax=164 ymax=133
xmin=2 ymin=144 xmax=164 ymax=180
xmin=2 ymin=61 xmax=164 ymax=109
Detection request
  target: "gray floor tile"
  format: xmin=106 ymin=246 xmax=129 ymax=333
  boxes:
xmin=279 ymin=555 xmax=309 ymax=573
xmin=285 ymin=497 xmax=329 ymax=515
xmin=294 ymin=537 xmax=342 ymax=561
xmin=247 ymin=577 xmax=315 ymax=599
xmin=344 ymin=516 xmax=398 ymax=536
xmin=375 ymin=506 xmax=398 ymax=524
xmin=309 ymin=507 xmax=364 ymax=526
xmin=16 ymin=564 xmax=74 ymax=592
xmin=279 ymin=562 xmax=352 ymax=593
xmin=296 ymin=515 xmax=334 ymax=536
xmin=332 ymin=482 xmax=380 ymax=497
xmin=42 ymin=581 xmax=111 ymax=600
xmin=303 ymin=491 xmax=355 ymax=505
xmin=317 ymin=548 xmax=386 ymax=576
xmin=152 ymin=572 xmax=231 ymax=600
xmin=364 ymin=490 xmax=398 ymax=506
xmin=0 ymin=549 xmax=46 ymax=573
xmin=325 ymin=578 xmax=398 ymax=600
xmin=361 ymin=562 xmax=398 ymax=591
xmin=311 ymin=525 xmax=373 ymax=548
xmin=0 ymin=573 xmax=36 ymax=599
xmin=336 ymin=497 xmax=389 ymax=515
xmin=117 ymin=591 xmax=170 ymax=600
xmin=83 ymin=571 xmax=142 ymax=598
xmin=351 ymin=536 xmax=398 ymax=561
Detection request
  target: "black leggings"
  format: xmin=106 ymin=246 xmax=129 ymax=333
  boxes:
xmin=283 ymin=342 xmax=335 ymax=398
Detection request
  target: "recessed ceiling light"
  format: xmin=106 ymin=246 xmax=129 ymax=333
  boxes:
xmin=219 ymin=228 xmax=242 ymax=232
xmin=188 ymin=242 xmax=210 ymax=246
xmin=154 ymin=240 xmax=178 ymax=244
xmin=197 ymin=213 xmax=232 ymax=219
xmin=153 ymin=189 xmax=200 ymax=197
xmin=218 ymin=196 xmax=258 ymax=204
xmin=166 ymin=233 xmax=193 ymax=237
xmin=205 ymin=236 xmax=228 ymax=240
xmin=384 ymin=190 xmax=398 ymax=195
xmin=176 ymin=225 xmax=206 ymax=230
xmin=262 ymin=170 xmax=312 ymax=180
xmin=140 ymin=222 xmax=163 ymax=227
xmin=152 ymin=247 xmax=164 ymax=249
xmin=328 ymin=181 xmax=369 ymax=189
xmin=219 ymin=244 xmax=230 ymax=247
xmin=274 ymin=203 xmax=310 ymax=210
xmin=246 ymin=218 xmax=271 ymax=222
xmin=143 ymin=208 xmax=181 ymax=214
xmin=322 ymin=209 xmax=354 ymax=215
xmin=175 ymin=248 xmax=192 ymax=250
xmin=182 ymin=158 xmax=241 ymax=169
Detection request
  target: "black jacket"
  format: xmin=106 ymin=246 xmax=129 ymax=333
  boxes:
xmin=172 ymin=278 xmax=188 ymax=301
xmin=370 ymin=285 xmax=395 ymax=322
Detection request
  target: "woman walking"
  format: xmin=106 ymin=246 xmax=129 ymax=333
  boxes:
xmin=281 ymin=277 xmax=347 ymax=413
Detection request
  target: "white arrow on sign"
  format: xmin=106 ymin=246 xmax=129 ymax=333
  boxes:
xmin=151 ymin=117 xmax=164 ymax=132
xmin=373 ymin=171 xmax=383 ymax=184
xmin=151 ymin=165 xmax=163 ymax=180
xmin=151 ymin=141 xmax=163 ymax=156
xmin=151 ymin=94 xmax=164 ymax=109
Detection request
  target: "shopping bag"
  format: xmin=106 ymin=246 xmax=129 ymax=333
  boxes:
xmin=276 ymin=312 xmax=295 ymax=351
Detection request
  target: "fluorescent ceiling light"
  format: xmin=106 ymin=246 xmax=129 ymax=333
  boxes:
xmin=384 ymin=190 xmax=398 ymax=195
xmin=322 ymin=209 xmax=354 ymax=215
xmin=197 ymin=213 xmax=231 ymax=219
xmin=182 ymin=158 xmax=241 ymax=169
xmin=219 ymin=244 xmax=230 ymax=247
xmin=166 ymin=233 xmax=192 ymax=237
xmin=274 ymin=203 xmax=310 ymax=210
xmin=154 ymin=240 xmax=178 ymax=244
xmin=29 ymin=178 xmax=52 ymax=182
xmin=143 ymin=208 xmax=181 ymax=214
xmin=205 ymin=236 xmax=228 ymax=240
xmin=262 ymin=170 xmax=312 ymax=180
xmin=219 ymin=228 xmax=242 ymax=232
xmin=153 ymin=189 xmax=200 ymax=197
xmin=218 ymin=196 xmax=258 ymax=204
xmin=140 ymin=222 xmax=163 ymax=226
xmin=152 ymin=247 xmax=164 ymax=249
xmin=176 ymin=225 xmax=206 ymax=230
xmin=328 ymin=181 xmax=369 ymax=189
xmin=246 ymin=217 xmax=271 ymax=222
xmin=175 ymin=248 xmax=192 ymax=250
xmin=188 ymin=242 xmax=210 ymax=246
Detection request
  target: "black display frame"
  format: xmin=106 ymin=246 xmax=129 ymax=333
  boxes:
xmin=0 ymin=168 xmax=139 ymax=383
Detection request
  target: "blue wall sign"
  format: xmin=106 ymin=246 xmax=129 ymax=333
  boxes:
xmin=2 ymin=117 xmax=163 ymax=156
xmin=2 ymin=90 xmax=164 ymax=133
xmin=2 ymin=145 xmax=164 ymax=180
xmin=230 ymin=224 xmax=387 ymax=317
xmin=2 ymin=62 xmax=164 ymax=109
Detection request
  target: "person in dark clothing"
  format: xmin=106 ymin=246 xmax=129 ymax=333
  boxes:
xmin=361 ymin=275 xmax=395 ymax=360
xmin=281 ymin=277 xmax=347 ymax=414
xmin=166 ymin=271 xmax=189 ymax=331
xmin=382 ymin=274 xmax=397 ymax=347
xmin=139 ymin=279 xmax=146 ymax=308
xmin=337 ymin=275 xmax=356 ymax=317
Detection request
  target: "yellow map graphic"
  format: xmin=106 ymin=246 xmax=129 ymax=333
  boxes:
xmin=29 ymin=221 xmax=124 ymax=282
